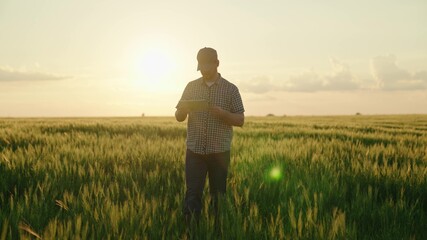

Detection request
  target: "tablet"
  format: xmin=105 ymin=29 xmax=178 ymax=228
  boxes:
xmin=178 ymin=99 xmax=209 ymax=111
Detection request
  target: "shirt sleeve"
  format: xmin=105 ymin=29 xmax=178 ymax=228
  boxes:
xmin=176 ymin=83 xmax=191 ymax=109
xmin=230 ymin=86 xmax=245 ymax=113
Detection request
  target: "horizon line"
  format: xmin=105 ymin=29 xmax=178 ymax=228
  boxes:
xmin=1 ymin=113 xmax=427 ymax=119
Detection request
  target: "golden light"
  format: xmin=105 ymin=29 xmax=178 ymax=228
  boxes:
xmin=133 ymin=47 xmax=176 ymax=91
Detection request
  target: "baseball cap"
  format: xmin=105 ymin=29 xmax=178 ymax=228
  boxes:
xmin=197 ymin=47 xmax=218 ymax=71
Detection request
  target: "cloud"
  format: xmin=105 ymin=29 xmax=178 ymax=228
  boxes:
xmin=283 ymin=70 xmax=323 ymax=92
xmin=323 ymin=59 xmax=360 ymax=90
xmin=239 ymin=58 xmax=360 ymax=93
xmin=239 ymin=55 xmax=427 ymax=93
xmin=238 ymin=76 xmax=277 ymax=94
xmin=0 ymin=66 xmax=70 ymax=81
xmin=370 ymin=55 xmax=427 ymax=90
xmin=284 ymin=58 xmax=361 ymax=92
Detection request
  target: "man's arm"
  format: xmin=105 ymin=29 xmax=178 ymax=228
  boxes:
xmin=210 ymin=106 xmax=244 ymax=127
xmin=176 ymin=83 xmax=191 ymax=122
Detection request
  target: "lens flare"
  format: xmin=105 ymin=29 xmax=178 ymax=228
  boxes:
xmin=269 ymin=167 xmax=282 ymax=181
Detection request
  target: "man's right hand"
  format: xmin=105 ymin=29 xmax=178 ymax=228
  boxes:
xmin=175 ymin=107 xmax=190 ymax=122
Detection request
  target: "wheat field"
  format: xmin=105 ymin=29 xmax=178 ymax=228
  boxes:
xmin=1 ymin=115 xmax=426 ymax=239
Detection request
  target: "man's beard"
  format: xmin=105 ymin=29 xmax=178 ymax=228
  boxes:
xmin=201 ymin=71 xmax=215 ymax=80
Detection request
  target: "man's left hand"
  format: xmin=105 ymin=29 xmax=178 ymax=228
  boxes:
xmin=210 ymin=105 xmax=244 ymax=127
xmin=209 ymin=106 xmax=228 ymax=118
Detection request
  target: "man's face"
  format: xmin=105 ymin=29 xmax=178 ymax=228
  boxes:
xmin=198 ymin=61 xmax=219 ymax=79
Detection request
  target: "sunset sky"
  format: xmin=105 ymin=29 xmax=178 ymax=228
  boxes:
xmin=1 ymin=0 xmax=426 ymax=117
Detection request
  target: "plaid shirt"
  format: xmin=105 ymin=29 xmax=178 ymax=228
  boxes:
xmin=176 ymin=74 xmax=245 ymax=154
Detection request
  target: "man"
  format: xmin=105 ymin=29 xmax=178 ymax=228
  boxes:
xmin=175 ymin=47 xmax=245 ymax=223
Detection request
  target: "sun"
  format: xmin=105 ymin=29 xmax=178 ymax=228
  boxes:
xmin=133 ymin=47 xmax=175 ymax=91
xmin=139 ymin=49 xmax=172 ymax=79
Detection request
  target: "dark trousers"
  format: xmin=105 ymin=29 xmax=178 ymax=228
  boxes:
xmin=183 ymin=149 xmax=230 ymax=219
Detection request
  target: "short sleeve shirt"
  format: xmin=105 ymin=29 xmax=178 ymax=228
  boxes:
xmin=176 ymin=74 xmax=245 ymax=154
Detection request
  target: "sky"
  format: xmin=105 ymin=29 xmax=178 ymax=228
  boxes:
xmin=1 ymin=0 xmax=426 ymax=117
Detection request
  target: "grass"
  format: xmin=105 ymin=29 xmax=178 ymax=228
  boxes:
xmin=0 ymin=115 xmax=426 ymax=239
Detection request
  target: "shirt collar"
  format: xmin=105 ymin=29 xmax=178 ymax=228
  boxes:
xmin=199 ymin=73 xmax=223 ymax=86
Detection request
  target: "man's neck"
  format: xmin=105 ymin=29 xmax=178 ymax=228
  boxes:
xmin=203 ymin=72 xmax=219 ymax=82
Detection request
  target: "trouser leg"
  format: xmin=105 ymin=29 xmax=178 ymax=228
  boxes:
xmin=207 ymin=151 xmax=230 ymax=215
xmin=183 ymin=149 xmax=207 ymax=221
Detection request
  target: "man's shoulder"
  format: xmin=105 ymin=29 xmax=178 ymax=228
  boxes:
xmin=219 ymin=77 xmax=239 ymax=91
xmin=184 ymin=78 xmax=203 ymax=90
xmin=187 ymin=77 xmax=203 ymax=86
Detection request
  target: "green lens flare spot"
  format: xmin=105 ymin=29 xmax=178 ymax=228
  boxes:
xmin=269 ymin=167 xmax=282 ymax=180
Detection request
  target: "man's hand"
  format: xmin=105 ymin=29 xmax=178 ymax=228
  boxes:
xmin=175 ymin=107 xmax=190 ymax=122
xmin=209 ymin=106 xmax=244 ymax=127
xmin=209 ymin=106 xmax=227 ymax=118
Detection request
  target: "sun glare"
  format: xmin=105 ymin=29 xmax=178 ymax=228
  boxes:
xmin=133 ymin=47 xmax=175 ymax=91
xmin=140 ymin=49 xmax=172 ymax=78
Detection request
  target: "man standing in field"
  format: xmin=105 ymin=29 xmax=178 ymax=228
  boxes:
xmin=175 ymin=47 xmax=245 ymax=224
